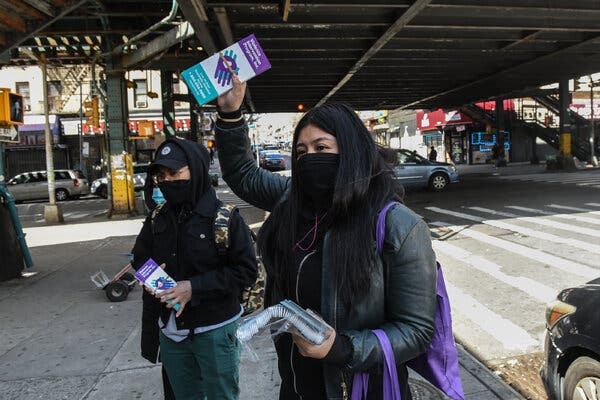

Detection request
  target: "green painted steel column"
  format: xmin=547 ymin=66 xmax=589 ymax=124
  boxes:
xmin=161 ymin=69 xmax=176 ymax=138
xmin=105 ymin=60 xmax=128 ymax=155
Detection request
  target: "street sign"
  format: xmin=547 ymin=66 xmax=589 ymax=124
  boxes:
xmin=0 ymin=125 xmax=19 ymax=143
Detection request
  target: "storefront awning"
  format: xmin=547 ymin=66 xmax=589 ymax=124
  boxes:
xmin=416 ymin=109 xmax=472 ymax=132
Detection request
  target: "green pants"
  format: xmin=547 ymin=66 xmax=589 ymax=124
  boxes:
xmin=159 ymin=320 xmax=241 ymax=400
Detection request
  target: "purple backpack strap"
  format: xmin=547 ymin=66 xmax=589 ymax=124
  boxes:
xmin=373 ymin=201 xmax=465 ymax=400
xmin=351 ymin=329 xmax=401 ymax=400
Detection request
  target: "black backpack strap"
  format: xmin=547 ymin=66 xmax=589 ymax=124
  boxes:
xmin=214 ymin=204 xmax=237 ymax=257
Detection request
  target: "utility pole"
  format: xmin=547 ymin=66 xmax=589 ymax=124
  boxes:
xmin=79 ymin=80 xmax=84 ymax=171
xmin=590 ymin=76 xmax=598 ymax=166
xmin=41 ymin=62 xmax=63 ymax=223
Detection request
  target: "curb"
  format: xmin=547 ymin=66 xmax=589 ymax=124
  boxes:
xmin=456 ymin=343 xmax=526 ymax=399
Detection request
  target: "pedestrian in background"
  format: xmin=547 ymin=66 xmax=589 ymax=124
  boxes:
xmin=132 ymin=138 xmax=258 ymax=400
xmin=428 ymin=145 xmax=438 ymax=162
xmin=215 ymin=75 xmax=437 ymax=399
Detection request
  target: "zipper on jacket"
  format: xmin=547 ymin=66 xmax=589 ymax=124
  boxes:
xmin=340 ymin=372 xmax=349 ymax=400
xmin=289 ymin=250 xmax=315 ymax=399
xmin=290 ymin=343 xmax=303 ymax=399
xmin=295 ymin=250 xmax=316 ymax=303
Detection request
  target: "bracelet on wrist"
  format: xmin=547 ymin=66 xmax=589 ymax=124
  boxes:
xmin=218 ymin=115 xmax=243 ymax=123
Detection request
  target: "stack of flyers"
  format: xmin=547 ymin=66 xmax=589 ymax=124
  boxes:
xmin=181 ymin=34 xmax=271 ymax=105
xmin=135 ymin=258 xmax=180 ymax=311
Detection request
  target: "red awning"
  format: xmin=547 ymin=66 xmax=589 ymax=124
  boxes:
xmin=416 ymin=109 xmax=473 ymax=131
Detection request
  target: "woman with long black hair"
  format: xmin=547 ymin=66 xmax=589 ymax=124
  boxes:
xmin=215 ymin=76 xmax=437 ymax=400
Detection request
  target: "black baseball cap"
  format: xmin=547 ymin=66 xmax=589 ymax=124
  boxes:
xmin=150 ymin=143 xmax=188 ymax=173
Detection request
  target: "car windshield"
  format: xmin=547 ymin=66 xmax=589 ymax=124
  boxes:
xmin=397 ymin=150 xmax=428 ymax=164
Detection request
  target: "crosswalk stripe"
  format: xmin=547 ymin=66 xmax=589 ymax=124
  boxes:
xmin=586 ymin=203 xmax=600 ymax=207
xmin=433 ymin=240 xmax=556 ymax=302
xmin=463 ymin=207 xmax=600 ymax=254
xmin=546 ymin=204 xmax=600 ymax=215
xmin=505 ymin=206 xmax=600 ymax=237
xmin=429 ymin=221 xmax=599 ymax=279
xmin=502 ymin=205 xmax=600 ymax=226
xmin=429 ymin=205 xmax=600 ymax=238
xmin=445 ymin=282 xmax=539 ymax=351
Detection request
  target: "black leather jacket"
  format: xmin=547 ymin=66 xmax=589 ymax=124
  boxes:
xmin=215 ymin=119 xmax=437 ymax=400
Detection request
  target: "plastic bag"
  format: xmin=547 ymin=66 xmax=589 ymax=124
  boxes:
xmin=236 ymin=299 xmax=331 ymax=361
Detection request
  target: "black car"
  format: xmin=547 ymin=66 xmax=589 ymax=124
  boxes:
xmin=541 ymin=277 xmax=600 ymax=400
xmin=260 ymin=152 xmax=286 ymax=171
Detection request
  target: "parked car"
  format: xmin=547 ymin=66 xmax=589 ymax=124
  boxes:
xmin=391 ymin=149 xmax=459 ymax=191
xmin=263 ymin=144 xmax=279 ymax=152
xmin=541 ymin=277 xmax=600 ymax=400
xmin=91 ymin=164 xmax=148 ymax=199
xmin=260 ymin=151 xmax=286 ymax=171
xmin=7 ymin=169 xmax=90 ymax=202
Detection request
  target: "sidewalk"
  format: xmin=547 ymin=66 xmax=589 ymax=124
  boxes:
xmin=457 ymin=161 xmax=600 ymax=178
xmin=0 ymin=219 xmax=524 ymax=400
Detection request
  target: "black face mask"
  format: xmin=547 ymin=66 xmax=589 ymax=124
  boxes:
xmin=158 ymin=180 xmax=191 ymax=206
xmin=296 ymin=153 xmax=340 ymax=210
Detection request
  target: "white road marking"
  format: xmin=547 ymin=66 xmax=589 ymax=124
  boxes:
xmin=445 ymin=282 xmax=539 ymax=351
xmin=586 ymin=203 xmax=600 ymax=207
xmin=546 ymin=204 xmax=600 ymax=215
xmin=464 ymin=207 xmax=600 ymax=254
xmin=502 ymin=205 xmax=600 ymax=226
xmin=429 ymin=221 xmax=599 ymax=279
xmin=433 ymin=240 xmax=556 ymax=302
xmin=508 ymin=208 xmax=600 ymax=237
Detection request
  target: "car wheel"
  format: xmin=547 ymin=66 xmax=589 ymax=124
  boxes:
xmin=98 ymin=185 xmax=108 ymax=199
xmin=564 ymin=356 xmax=600 ymax=400
xmin=55 ymin=188 xmax=69 ymax=201
xmin=429 ymin=173 xmax=449 ymax=191
xmin=105 ymin=281 xmax=129 ymax=302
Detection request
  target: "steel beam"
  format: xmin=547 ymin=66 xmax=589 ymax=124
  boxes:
xmin=121 ymin=22 xmax=195 ymax=69
xmin=0 ymin=0 xmax=88 ymax=61
xmin=177 ymin=0 xmax=217 ymax=55
xmin=400 ymin=34 xmax=600 ymax=109
xmin=213 ymin=7 xmax=234 ymax=45
xmin=161 ymin=69 xmax=176 ymax=138
xmin=0 ymin=10 xmax=25 ymax=32
xmin=212 ymin=5 xmax=256 ymax=113
xmin=4 ymin=0 xmax=45 ymax=19
xmin=502 ymin=31 xmax=541 ymax=50
xmin=316 ymin=0 xmax=432 ymax=106
xmin=23 ymin=0 xmax=55 ymax=17
xmin=206 ymin=2 xmax=411 ymax=8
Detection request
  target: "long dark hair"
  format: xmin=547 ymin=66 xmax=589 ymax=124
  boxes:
xmin=257 ymin=103 xmax=404 ymax=309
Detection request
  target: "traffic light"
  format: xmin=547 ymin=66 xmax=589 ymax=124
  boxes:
xmin=0 ymin=88 xmax=24 ymax=125
xmin=84 ymin=96 xmax=100 ymax=128
xmin=207 ymin=139 xmax=215 ymax=149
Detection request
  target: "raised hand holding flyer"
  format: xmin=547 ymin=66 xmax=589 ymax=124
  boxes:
xmin=181 ymin=34 xmax=271 ymax=105
xmin=135 ymin=258 xmax=180 ymax=311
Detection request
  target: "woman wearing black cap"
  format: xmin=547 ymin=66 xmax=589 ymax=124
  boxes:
xmin=214 ymin=75 xmax=437 ymax=400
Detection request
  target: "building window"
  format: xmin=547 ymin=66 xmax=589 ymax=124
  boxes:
xmin=47 ymin=80 xmax=62 ymax=113
xmin=15 ymin=82 xmax=31 ymax=111
xmin=134 ymin=79 xmax=148 ymax=108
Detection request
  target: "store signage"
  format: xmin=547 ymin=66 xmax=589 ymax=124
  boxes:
xmin=0 ymin=125 xmax=18 ymax=142
xmin=416 ymin=109 xmax=473 ymax=131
